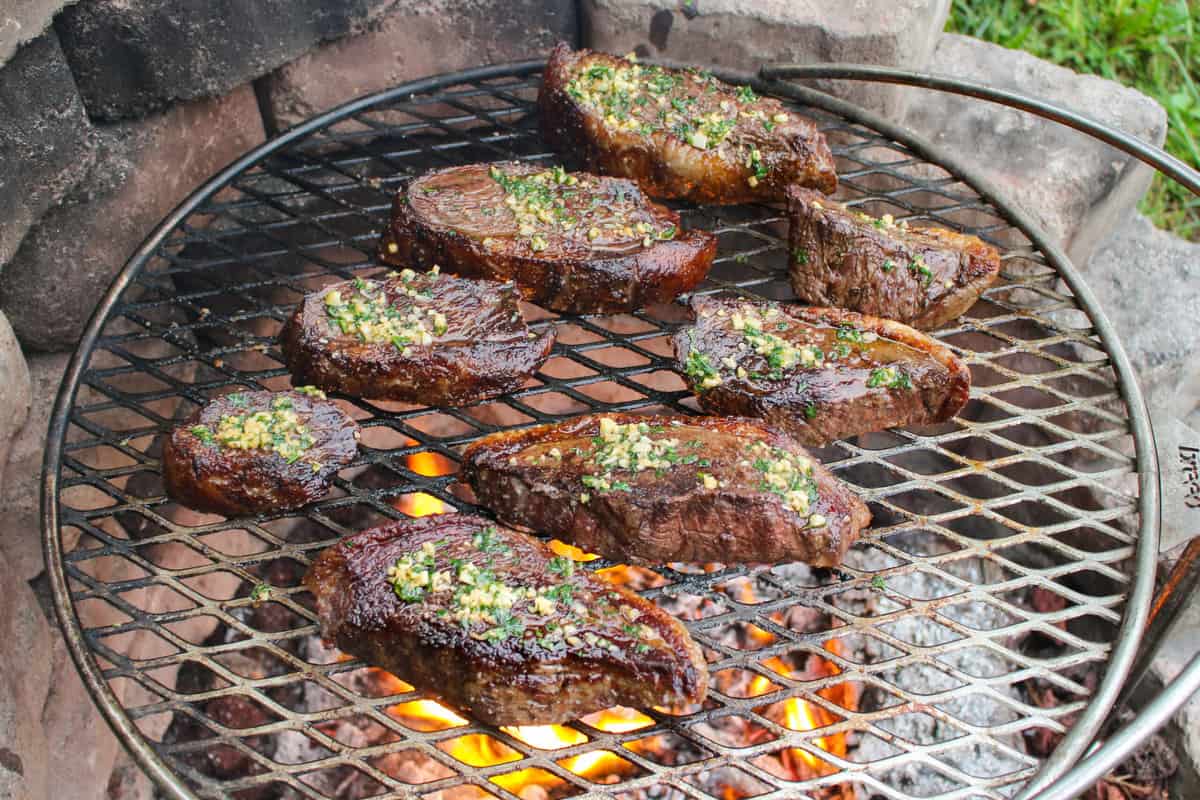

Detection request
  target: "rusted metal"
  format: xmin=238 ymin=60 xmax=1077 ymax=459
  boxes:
xmin=42 ymin=61 xmax=1158 ymax=800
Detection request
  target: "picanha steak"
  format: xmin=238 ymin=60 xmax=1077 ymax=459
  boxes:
xmin=279 ymin=268 xmax=554 ymax=405
xmin=461 ymin=413 xmax=871 ymax=566
xmin=673 ymin=295 xmax=970 ymax=445
xmin=304 ymin=514 xmax=708 ymax=725
xmin=788 ymin=186 xmax=1001 ymax=329
xmin=378 ymin=161 xmax=716 ymax=314
xmin=539 ymin=44 xmax=837 ymax=204
xmin=162 ymin=387 xmax=359 ymax=515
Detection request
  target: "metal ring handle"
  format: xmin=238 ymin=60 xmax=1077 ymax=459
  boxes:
xmin=759 ymin=63 xmax=1200 ymax=197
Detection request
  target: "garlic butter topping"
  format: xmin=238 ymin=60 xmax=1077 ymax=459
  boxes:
xmin=745 ymin=440 xmax=824 ymax=526
xmin=322 ymin=270 xmax=447 ymax=354
xmin=577 ymin=418 xmax=710 ymax=497
xmin=191 ymin=394 xmax=315 ymax=464
xmin=565 ymin=53 xmax=790 ymax=186
xmin=484 ymin=164 xmax=677 ymax=252
xmin=384 ymin=526 xmax=661 ymax=652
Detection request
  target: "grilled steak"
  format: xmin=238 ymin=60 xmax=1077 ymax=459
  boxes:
xmin=673 ymin=295 xmax=970 ymax=445
xmin=162 ymin=387 xmax=359 ymax=515
xmin=304 ymin=514 xmax=708 ymax=725
xmin=279 ymin=268 xmax=555 ymax=405
xmin=539 ymin=44 xmax=837 ymax=204
xmin=461 ymin=413 xmax=871 ymax=566
xmin=788 ymin=187 xmax=1001 ymax=330
xmin=378 ymin=162 xmax=716 ymax=314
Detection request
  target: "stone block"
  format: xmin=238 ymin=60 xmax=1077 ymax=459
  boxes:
xmin=261 ymin=0 xmax=579 ymax=130
xmin=0 ymin=311 xmax=31 ymax=472
xmin=1083 ymin=213 xmax=1200 ymax=554
xmin=55 ymin=0 xmax=405 ymax=119
xmin=0 ymin=353 xmax=67 ymax=581
xmin=581 ymin=0 xmax=950 ymax=118
xmin=0 ymin=548 xmax=52 ymax=800
xmin=0 ymin=84 xmax=265 ymax=352
xmin=0 ymin=31 xmax=95 ymax=270
xmin=901 ymin=34 xmax=1167 ymax=261
xmin=40 ymin=635 xmax=121 ymax=800
xmin=0 ymin=0 xmax=78 ymax=66
xmin=1084 ymin=213 xmax=1199 ymax=418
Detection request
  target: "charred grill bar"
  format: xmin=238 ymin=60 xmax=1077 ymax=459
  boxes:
xmin=43 ymin=60 xmax=1160 ymax=800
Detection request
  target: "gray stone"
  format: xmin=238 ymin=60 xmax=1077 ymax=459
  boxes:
xmin=1084 ymin=212 xmax=1200 ymax=553
xmin=1151 ymin=589 xmax=1200 ymax=795
xmin=582 ymin=0 xmax=950 ymax=118
xmin=0 ymin=0 xmax=79 ymax=67
xmin=55 ymin=0 xmax=405 ymax=120
xmin=0 ymin=353 xmax=68 ymax=581
xmin=0 ymin=311 xmax=31 ymax=473
xmin=0 ymin=31 xmax=95 ymax=270
xmin=261 ymin=0 xmax=579 ymax=129
xmin=0 ymin=84 xmax=265 ymax=351
xmin=1084 ymin=213 xmax=1200 ymax=418
xmin=40 ymin=635 xmax=121 ymax=800
xmin=901 ymin=34 xmax=1167 ymax=262
xmin=0 ymin=549 xmax=52 ymax=800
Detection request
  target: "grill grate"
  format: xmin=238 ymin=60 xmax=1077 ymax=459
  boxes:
xmin=46 ymin=64 xmax=1149 ymax=800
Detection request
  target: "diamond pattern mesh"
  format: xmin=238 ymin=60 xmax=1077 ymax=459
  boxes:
xmin=50 ymin=68 xmax=1141 ymax=800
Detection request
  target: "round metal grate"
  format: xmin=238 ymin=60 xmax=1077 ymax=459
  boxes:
xmin=43 ymin=61 xmax=1157 ymax=800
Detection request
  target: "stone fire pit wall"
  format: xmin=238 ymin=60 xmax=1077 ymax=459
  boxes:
xmin=0 ymin=1 xmax=1190 ymax=799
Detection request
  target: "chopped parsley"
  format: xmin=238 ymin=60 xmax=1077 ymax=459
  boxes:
xmin=867 ymin=366 xmax=913 ymax=390
xmin=684 ymin=347 xmax=723 ymax=391
xmin=792 ymin=247 xmax=809 ymax=265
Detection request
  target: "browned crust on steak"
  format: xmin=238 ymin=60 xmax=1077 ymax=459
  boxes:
xmin=162 ymin=389 xmax=359 ymax=516
xmin=787 ymin=186 xmax=1001 ymax=329
xmin=378 ymin=161 xmax=716 ymax=314
xmin=673 ymin=296 xmax=970 ymax=445
xmin=461 ymin=413 xmax=871 ymax=566
xmin=539 ymin=44 xmax=837 ymax=204
xmin=304 ymin=514 xmax=708 ymax=725
xmin=279 ymin=270 xmax=555 ymax=405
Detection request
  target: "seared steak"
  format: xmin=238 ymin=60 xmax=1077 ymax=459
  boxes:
xmin=461 ymin=413 xmax=871 ymax=566
xmin=788 ymin=187 xmax=1001 ymax=329
xmin=673 ymin=295 xmax=970 ymax=445
xmin=162 ymin=387 xmax=358 ymax=515
xmin=378 ymin=161 xmax=716 ymax=314
xmin=279 ymin=268 xmax=554 ymax=405
xmin=304 ymin=514 xmax=708 ymax=725
xmin=539 ymin=44 xmax=837 ymax=204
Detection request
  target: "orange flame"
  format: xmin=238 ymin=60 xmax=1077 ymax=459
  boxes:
xmin=396 ymin=451 xmax=450 ymax=517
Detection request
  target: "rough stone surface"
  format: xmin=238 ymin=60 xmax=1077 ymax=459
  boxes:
xmin=1084 ymin=213 xmax=1200 ymax=418
xmin=0 ymin=30 xmax=95 ymax=270
xmin=0 ymin=311 xmax=31 ymax=473
xmin=0 ymin=0 xmax=79 ymax=67
xmin=261 ymin=0 xmax=579 ymax=130
xmin=902 ymin=34 xmax=1167 ymax=261
xmin=1084 ymin=213 xmax=1200 ymax=554
xmin=0 ymin=352 xmax=67 ymax=581
xmin=0 ymin=549 xmax=52 ymax=800
xmin=56 ymin=0 xmax=410 ymax=120
xmin=0 ymin=84 xmax=265 ymax=351
xmin=41 ymin=634 xmax=122 ymax=799
xmin=582 ymin=0 xmax=950 ymax=119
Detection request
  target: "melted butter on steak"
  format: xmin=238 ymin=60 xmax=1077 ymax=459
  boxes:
xmin=407 ymin=162 xmax=678 ymax=256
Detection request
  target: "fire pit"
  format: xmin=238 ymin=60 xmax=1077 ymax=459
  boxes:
xmin=42 ymin=60 xmax=1161 ymax=800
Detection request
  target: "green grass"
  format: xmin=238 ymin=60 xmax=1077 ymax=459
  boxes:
xmin=947 ymin=0 xmax=1200 ymax=240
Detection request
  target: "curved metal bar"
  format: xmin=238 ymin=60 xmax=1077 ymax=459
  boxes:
xmin=759 ymin=63 xmax=1200 ymax=197
xmin=1034 ymin=650 xmax=1200 ymax=800
xmin=41 ymin=59 xmax=546 ymax=800
xmin=753 ymin=71 xmax=1162 ymax=800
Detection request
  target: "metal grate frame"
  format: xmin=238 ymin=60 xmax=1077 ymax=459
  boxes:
xmin=42 ymin=61 xmax=1158 ymax=800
